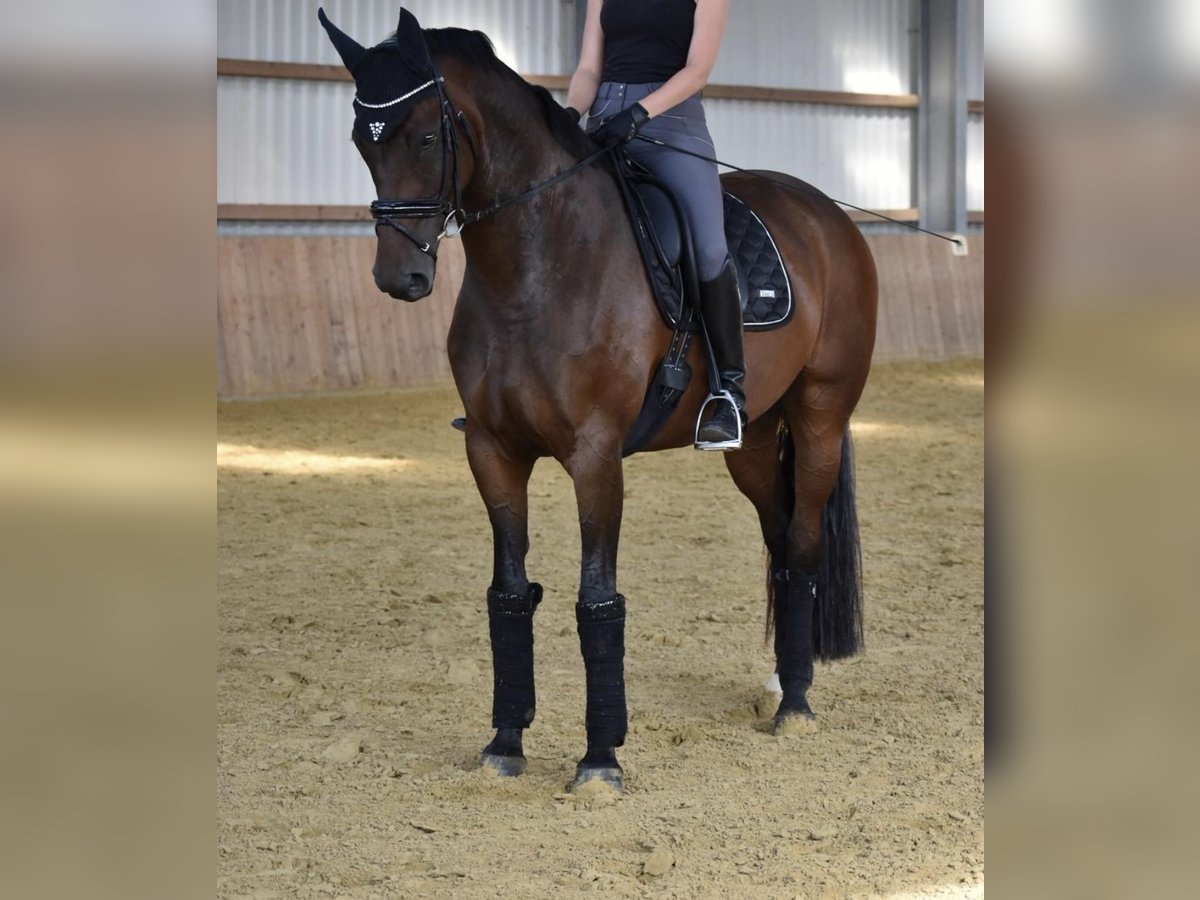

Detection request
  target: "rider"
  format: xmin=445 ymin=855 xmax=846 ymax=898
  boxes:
xmin=567 ymin=0 xmax=745 ymax=449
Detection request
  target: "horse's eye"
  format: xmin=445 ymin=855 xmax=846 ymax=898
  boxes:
xmin=422 ymin=133 xmax=437 ymax=147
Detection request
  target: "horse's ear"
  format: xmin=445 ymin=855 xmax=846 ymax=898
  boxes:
xmin=318 ymin=7 xmax=368 ymax=74
xmin=395 ymin=7 xmax=427 ymax=59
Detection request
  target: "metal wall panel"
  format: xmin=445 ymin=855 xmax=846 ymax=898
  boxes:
xmin=218 ymin=75 xmax=373 ymax=204
xmin=708 ymin=101 xmax=915 ymax=210
xmin=217 ymin=0 xmax=570 ymax=72
xmin=706 ymin=0 xmax=918 ymax=210
xmin=712 ymin=0 xmax=916 ymax=93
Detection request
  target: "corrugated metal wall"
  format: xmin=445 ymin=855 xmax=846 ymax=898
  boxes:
xmin=704 ymin=0 xmax=917 ymax=209
xmin=217 ymin=0 xmax=982 ymax=214
xmin=216 ymin=0 xmax=571 ymax=69
xmin=712 ymin=0 xmax=916 ymax=93
xmin=217 ymin=0 xmax=572 ymax=206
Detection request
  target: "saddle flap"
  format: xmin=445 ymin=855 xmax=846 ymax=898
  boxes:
xmin=633 ymin=182 xmax=682 ymax=271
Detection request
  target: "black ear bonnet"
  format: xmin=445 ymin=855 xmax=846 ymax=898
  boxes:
xmin=318 ymin=6 xmax=440 ymax=144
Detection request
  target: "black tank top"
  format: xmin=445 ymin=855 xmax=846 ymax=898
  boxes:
xmin=600 ymin=0 xmax=695 ymax=84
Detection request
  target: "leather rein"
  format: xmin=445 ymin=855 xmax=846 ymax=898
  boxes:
xmin=369 ymin=73 xmax=610 ymax=260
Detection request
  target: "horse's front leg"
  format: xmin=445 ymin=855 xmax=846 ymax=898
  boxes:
xmin=566 ymin=434 xmax=627 ymax=792
xmin=466 ymin=431 xmax=539 ymax=776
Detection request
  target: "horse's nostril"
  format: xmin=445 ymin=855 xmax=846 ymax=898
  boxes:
xmin=408 ymin=273 xmax=431 ymax=295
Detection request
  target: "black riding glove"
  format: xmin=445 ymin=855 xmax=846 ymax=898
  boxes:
xmin=564 ymin=106 xmax=582 ymax=125
xmin=592 ymin=103 xmax=649 ymax=148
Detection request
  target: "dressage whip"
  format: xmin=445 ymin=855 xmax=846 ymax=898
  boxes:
xmin=631 ymin=134 xmax=967 ymax=250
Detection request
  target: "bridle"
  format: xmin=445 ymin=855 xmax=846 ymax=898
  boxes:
xmin=367 ymin=65 xmax=610 ymax=262
xmin=367 ymin=76 xmax=475 ymax=261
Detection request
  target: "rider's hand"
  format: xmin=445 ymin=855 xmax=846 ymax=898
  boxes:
xmin=564 ymin=106 xmax=582 ymax=125
xmin=591 ymin=103 xmax=650 ymax=148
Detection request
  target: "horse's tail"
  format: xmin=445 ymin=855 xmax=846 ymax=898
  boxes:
xmin=766 ymin=422 xmax=864 ymax=661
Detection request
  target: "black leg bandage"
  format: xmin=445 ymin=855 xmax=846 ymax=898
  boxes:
xmin=771 ymin=565 xmax=790 ymax=662
xmin=777 ymin=576 xmax=817 ymax=698
xmin=576 ymin=595 xmax=627 ymax=749
xmin=487 ymin=582 xmax=542 ymax=730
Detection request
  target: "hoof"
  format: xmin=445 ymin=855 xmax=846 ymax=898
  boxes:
xmin=480 ymin=752 xmax=527 ymax=777
xmin=773 ymin=710 xmax=819 ymax=737
xmin=570 ymin=766 xmax=623 ymax=795
xmin=450 ymin=417 xmax=466 ymax=432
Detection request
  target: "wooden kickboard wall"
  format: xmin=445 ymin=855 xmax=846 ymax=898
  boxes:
xmin=217 ymin=234 xmax=982 ymax=398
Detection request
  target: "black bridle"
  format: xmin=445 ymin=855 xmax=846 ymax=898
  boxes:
xmin=368 ymin=77 xmax=474 ymax=261
xmin=368 ymin=71 xmax=610 ymax=261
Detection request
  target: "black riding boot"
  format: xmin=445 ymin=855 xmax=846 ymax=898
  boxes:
xmin=696 ymin=258 xmax=747 ymax=449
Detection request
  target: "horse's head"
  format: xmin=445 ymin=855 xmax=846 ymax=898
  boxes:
xmin=319 ymin=6 xmax=473 ymax=301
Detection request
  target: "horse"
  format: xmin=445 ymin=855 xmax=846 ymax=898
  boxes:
xmin=320 ymin=9 xmax=877 ymax=793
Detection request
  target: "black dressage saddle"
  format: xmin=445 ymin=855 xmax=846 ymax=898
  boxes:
xmin=611 ymin=153 xmax=794 ymax=455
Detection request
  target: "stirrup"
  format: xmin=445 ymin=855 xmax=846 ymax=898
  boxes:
xmin=694 ymin=390 xmax=744 ymax=451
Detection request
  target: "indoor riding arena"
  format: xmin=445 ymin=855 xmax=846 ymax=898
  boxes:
xmin=217 ymin=2 xmax=984 ymax=897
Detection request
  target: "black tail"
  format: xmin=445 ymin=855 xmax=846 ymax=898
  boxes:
xmin=766 ymin=422 xmax=864 ymax=661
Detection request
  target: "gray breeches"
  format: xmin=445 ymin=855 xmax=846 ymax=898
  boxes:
xmin=587 ymin=81 xmax=729 ymax=282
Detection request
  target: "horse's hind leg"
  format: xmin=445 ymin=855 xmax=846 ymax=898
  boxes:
xmin=774 ymin=374 xmax=865 ymax=732
xmin=466 ymin=432 xmax=539 ymax=776
xmin=723 ymin=409 xmax=792 ymax=630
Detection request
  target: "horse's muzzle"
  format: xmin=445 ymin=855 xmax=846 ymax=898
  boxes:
xmin=374 ymin=266 xmax=434 ymax=301
xmin=381 ymin=271 xmax=434 ymax=303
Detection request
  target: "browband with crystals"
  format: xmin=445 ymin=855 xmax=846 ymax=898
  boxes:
xmin=353 ymin=77 xmax=442 ymax=109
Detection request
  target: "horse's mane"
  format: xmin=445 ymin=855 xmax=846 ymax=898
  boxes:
xmin=419 ymin=27 xmax=596 ymax=162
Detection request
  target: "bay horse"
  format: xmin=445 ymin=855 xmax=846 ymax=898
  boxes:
xmin=321 ymin=10 xmax=877 ymax=792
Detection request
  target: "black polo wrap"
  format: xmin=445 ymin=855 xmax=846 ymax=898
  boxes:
xmin=486 ymin=582 xmax=543 ymax=729
xmin=576 ymin=595 xmax=628 ymax=748
xmin=777 ymin=575 xmax=817 ymax=695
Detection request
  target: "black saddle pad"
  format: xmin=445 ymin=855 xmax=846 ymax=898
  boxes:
xmin=724 ymin=193 xmax=794 ymax=330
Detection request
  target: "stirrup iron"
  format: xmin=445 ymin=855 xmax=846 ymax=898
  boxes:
xmin=694 ymin=390 xmax=744 ymax=451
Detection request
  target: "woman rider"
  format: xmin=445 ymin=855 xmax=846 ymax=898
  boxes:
xmin=565 ymin=0 xmax=746 ymax=449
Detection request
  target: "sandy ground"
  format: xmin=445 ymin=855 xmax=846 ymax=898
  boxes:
xmin=217 ymin=360 xmax=984 ymax=899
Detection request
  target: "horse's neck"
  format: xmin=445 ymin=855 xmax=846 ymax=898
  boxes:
xmin=457 ymin=89 xmax=611 ymax=298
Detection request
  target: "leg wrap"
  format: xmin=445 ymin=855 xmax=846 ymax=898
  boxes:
xmin=771 ymin=565 xmax=790 ymax=662
xmin=576 ymin=595 xmax=628 ymax=749
xmin=487 ymin=582 xmax=542 ymax=730
xmin=777 ymin=576 xmax=817 ymax=697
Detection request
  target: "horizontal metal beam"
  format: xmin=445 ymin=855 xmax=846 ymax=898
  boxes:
xmin=217 ymin=58 xmax=986 ymax=113
xmin=703 ymin=84 xmax=917 ymax=108
xmin=218 ymin=59 xmax=351 ymax=82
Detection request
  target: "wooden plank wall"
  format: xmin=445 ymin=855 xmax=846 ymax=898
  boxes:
xmin=217 ymin=234 xmax=982 ymax=398
xmin=217 ymin=237 xmax=464 ymax=397
xmin=864 ymin=234 xmax=985 ymax=362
